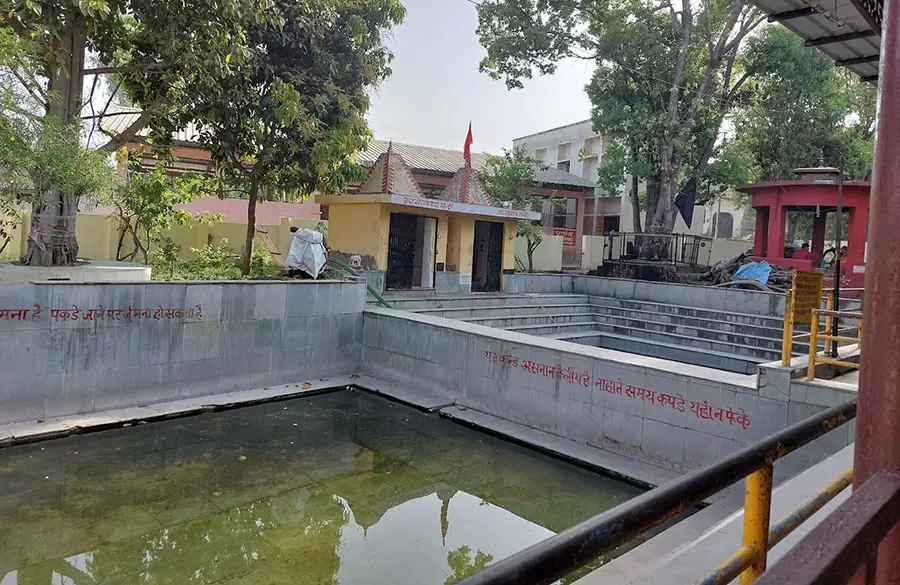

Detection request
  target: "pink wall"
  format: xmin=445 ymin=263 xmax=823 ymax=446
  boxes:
xmin=177 ymin=197 xmax=321 ymax=224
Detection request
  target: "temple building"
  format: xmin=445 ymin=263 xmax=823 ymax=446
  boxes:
xmin=319 ymin=145 xmax=541 ymax=294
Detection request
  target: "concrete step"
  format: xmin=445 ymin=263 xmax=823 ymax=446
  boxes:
xmin=551 ymin=331 xmax=768 ymax=375
xmin=590 ymin=296 xmax=785 ymax=328
xmin=586 ymin=313 xmax=801 ymax=354
xmin=509 ymin=321 xmax=783 ymax=362
xmin=461 ymin=312 xmax=600 ymax=328
xmin=464 ymin=312 xmax=797 ymax=353
xmin=384 ymin=294 xmax=590 ymax=311
xmin=410 ymin=302 xmax=592 ymax=319
xmin=587 ymin=304 xmax=786 ymax=340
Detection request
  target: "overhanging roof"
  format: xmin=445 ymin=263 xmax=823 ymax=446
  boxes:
xmin=748 ymin=0 xmax=882 ymax=82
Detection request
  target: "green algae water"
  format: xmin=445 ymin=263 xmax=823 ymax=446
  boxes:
xmin=0 ymin=391 xmax=647 ymax=585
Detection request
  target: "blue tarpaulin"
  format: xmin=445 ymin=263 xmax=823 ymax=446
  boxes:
xmin=732 ymin=261 xmax=772 ymax=286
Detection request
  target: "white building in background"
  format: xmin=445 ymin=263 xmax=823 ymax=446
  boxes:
xmin=513 ymin=120 xmax=756 ymax=241
xmin=513 ymin=120 xmax=628 ymax=238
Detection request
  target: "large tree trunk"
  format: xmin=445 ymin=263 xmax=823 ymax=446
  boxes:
xmin=24 ymin=14 xmax=85 ymax=267
xmin=241 ymin=177 xmax=260 ymax=276
xmin=630 ymin=147 xmax=642 ymax=233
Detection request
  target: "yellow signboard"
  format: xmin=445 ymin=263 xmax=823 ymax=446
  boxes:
xmin=791 ymin=271 xmax=824 ymax=325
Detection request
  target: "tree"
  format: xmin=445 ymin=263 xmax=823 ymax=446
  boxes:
xmin=1 ymin=0 xmax=282 ymax=266
xmin=0 ymin=115 xmax=114 ymax=259
xmin=445 ymin=545 xmax=494 ymax=585
xmin=726 ymin=25 xmax=876 ymax=182
xmin=482 ymin=146 xmax=546 ymax=272
xmin=477 ymin=0 xmax=764 ymax=232
xmin=104 ymin=150 xmax=215 ymax=263
xmin=128 ymin=0 xmax=405 ymax=275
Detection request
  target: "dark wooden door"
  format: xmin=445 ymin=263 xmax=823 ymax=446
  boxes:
xmin=484 ymin=221 xmax=504 ymax=292
xmin=386 ymin=213 xmax=418 ymax=290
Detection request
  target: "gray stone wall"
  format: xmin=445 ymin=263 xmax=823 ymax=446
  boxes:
xmin=363 ymin=308 xmax=853 ymax=477
xmin=504 ymin=273 xmax=786 ymax=317
xmin=0 ymin=280 xmax=365 ymax=424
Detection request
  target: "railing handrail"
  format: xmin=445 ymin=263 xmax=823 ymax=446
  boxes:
xmin=752 ymin=470 xmax=900 ymax=585
xmin=456 ymin=400 xmax=857 ymax=585
xmin=813 ymin=309 xmax=863 ymax=319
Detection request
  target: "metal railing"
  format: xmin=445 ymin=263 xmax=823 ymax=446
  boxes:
xmin=606 ymin=232 xmax=713 ymax=266
xmin=807 ymin=309 xmax=863 ymax=379
xmin=696 ymin=468 xmax=853 ymax=585
xmin=781 ymin=289 xmax=864 ymax=372
xmin=456 ymin=400 xmax=857 ymax=585
xmin=752 ymin=470 xmax=900 ymax=585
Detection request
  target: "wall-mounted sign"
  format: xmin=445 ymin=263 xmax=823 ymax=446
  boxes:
xmin=791 ymin=270 xmax=824 ymax=325
xmin=390 ymin=194 xmax=542 ymax=220
xmin=551 ymin=228 xmax=577 ymax=247
xmin=459 ymin=273 xmax=472 ymax=285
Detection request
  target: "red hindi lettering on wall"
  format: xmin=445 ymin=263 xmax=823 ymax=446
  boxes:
xmin=551 ymin=228 xmax=577 ymax=247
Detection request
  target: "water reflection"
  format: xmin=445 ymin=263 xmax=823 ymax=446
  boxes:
xmin=0 ymin=391 xmax=645 ymax=585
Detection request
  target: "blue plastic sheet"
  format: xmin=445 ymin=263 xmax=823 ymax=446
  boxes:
xmin=731 ymin=261 xmax=772 ymax=286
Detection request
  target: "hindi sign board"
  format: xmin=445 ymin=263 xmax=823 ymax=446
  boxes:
xmin=791 ymin=270 xmax=824 ymax=325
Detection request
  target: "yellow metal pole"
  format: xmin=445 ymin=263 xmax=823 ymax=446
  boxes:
xmin=781 ymin=290 xmax=793 ymax=366
xmin=825 ymin=291 xmax=834 ymax=352
xmin=858 ymin=313 xmax=863 ymax=349
xmin=740 ymin=464 xmax=774 ymax=585
xmin=808 ymin=312 xmax=819 ymax=381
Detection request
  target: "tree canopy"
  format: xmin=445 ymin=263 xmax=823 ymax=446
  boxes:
xmin=482 ymin=146 xmax=546 ymax=271
xmin=478 ymin=0 xmax=764 ymax=232
xmin=725 ymin=25 xmax=876 ymax=182
xmin=0 ymin=0 xmax=404 ymax=269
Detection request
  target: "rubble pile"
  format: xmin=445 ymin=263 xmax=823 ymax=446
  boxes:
xmin=699 ymin=253 xmax=795 ymax=292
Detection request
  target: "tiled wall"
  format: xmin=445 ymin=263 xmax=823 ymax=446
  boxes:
xmin=0 ymin=281 xmax=366 ymax=424
xmin=363 ymin=308 xmax=854 ymax=477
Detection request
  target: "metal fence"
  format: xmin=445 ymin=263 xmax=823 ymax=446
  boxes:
xmin=606 ymin=232 xmax=713 ymax=266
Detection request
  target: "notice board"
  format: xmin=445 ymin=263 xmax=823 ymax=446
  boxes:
xmin=791 ymin=271 xmax=824 ymax=325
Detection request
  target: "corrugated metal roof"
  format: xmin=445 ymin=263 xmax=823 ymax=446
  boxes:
xmin=747 ymin=0 xmax=881 ymax=82
xmin=101 ymin=105 xmax=202 ymax=143
xmin=100 ymin=111 xmax=596 ymax=190
xmin=358 ymin=140 xmax=597 ymax=189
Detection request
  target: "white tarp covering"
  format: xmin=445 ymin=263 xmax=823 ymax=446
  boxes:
xmin=286 ymin=229 xmax=326 ymax=278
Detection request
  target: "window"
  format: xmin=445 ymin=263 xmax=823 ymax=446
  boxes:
xmin=713 ymin=212 xmax=734 ymax=238
xmin=542 ymin=197 xmax=577 ymax=229
xmin=419 ymin=184 xmax=444 ymax=199
xmin=557 ymin=142 xmax=572 ymax=162
xmin=557 ymin=160 xmax=571 ymax=173
xmin=582 ymin=156 xmax=599 ymax=182
xmin=534 ymin=148 xmax=547 ymax=162
xmin=583 ymin=136 xmax=602 ymax=157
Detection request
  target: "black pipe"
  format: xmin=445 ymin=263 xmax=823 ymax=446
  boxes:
xmin=456 ymin=400 xmax=857 ymax=585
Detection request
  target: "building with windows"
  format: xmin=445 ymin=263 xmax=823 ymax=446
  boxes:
xmin=351 ymin=140 xmax=597 ymax=267
xmin=513 ymin=120 xmax=630 ymax=240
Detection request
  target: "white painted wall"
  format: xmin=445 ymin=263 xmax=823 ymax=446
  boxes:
xmin=709 ymin=238 xmax=754 ymax=265
xmin=581 ymin=236 xmax=606 ymax=270
xmin=515 ymin=235 xmax=563 ymax=272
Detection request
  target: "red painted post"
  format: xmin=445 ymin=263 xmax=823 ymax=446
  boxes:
xmin=767 ymin=202 xmax=786 ymax=262
xmin=853 ymin=0 xmax=900 ymax=582
xmin=847 ymin=206 xmax=869 ymax=287
xmin=755 ymin=207 xmax=768 ymax=257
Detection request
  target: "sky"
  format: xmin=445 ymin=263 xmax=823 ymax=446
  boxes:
xmin=366 ymin=0 xmax=596 ymax=155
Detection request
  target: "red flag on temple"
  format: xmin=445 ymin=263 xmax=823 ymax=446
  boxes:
xmin=463 ymin=123 xmax=473 ymax=169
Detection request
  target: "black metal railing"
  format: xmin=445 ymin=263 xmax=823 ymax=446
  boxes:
xmin=606 ymin=232 xmax=713 ymax=266
xmin=456 ymin=400 xmax=857 ymax=585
